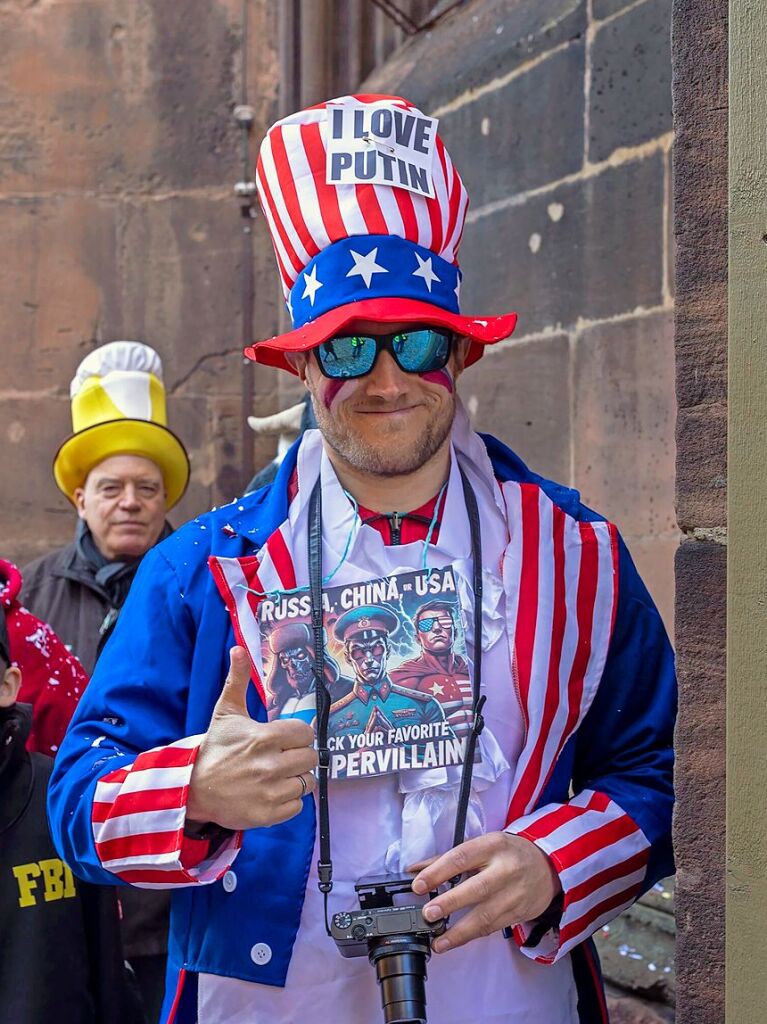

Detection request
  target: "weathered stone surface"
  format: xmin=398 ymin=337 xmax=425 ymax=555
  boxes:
xmin=0 ymin=0 xmax=242 ymax=194
xmin=439 ymin=40 xmax=585 ymax=206
xmin=589 ymin=0 xmax=672 ymax=162
xmin=459 ymin=334 xmax=571 ymax=484
xmin=673 ymin=537 xmax=726 ymax=1024
xmin=460 ymin=153 xmax=664 ymax=333
xmin=672 ymin=6 xmax=727 ymax=1014
xmin=113 ymin=194 xmax=277 ymax=396
xmin=363 ymin=0 xmax=586 ymax=115
xmin=622 ymin=534 xmax=678 ymax=632
xmin=0 ymin=397 xmax=75 ymax=566
xmin=573 ymin=311 xmax=676 ymax=537
xmin=595 ymin=894 xmax=675 ymax=1001
xmin=0 ymin=197 xmax=120 ymax=392
xmin=606 ymin=987 xmax=675 ymax=1024
xmin=675 ymin=402 xmax=726 ymax=531
xmin=593 ymin=0 xmax=640 ymax=19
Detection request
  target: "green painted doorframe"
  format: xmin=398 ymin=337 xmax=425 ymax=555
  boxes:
xmin=727 ymin=2 xmax=767 ymax=1020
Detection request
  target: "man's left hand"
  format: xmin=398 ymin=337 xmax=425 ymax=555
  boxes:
xmin=409 ymin=832 xmax=562 ymax=953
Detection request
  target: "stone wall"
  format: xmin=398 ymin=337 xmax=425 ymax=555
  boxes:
xmin=671 ymin=2 xmax=727 ymax=1022
xmin=362 ymin=0 xmax=679 ymax=630
xmin=0 ymin=0 xmax=282 ymax=566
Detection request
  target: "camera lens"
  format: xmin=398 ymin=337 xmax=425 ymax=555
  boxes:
xmin=368 ymin=936 xmax=431 ymax=1024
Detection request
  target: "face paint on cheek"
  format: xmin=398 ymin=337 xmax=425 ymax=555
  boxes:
xmin=320 ymin=378 xmax=359 ymax=410
xmin=419 ymin=367 xmax=454 ymax=393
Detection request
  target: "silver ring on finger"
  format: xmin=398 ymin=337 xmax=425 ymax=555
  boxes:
xmin=297 ymin=773 xmax=308 ymax=797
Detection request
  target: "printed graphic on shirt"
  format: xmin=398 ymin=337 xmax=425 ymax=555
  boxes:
xmin=12 ymin=858 xmax=77 ymax=908
xmin=258 ymin=567 xmax=477 ymax=780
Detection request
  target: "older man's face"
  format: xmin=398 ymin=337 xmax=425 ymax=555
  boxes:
xmin=74 ymin=454 xmax=167 ymax=561
xmin=294 ymin=326 xmax=468 ymax=478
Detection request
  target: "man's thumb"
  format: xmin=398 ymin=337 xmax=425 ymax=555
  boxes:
xmin=215 ymin=646 xmax=253 ymax=716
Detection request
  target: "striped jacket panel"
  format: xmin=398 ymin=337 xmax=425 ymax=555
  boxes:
xmin=91 ymin=735 xmax=241 ymax=887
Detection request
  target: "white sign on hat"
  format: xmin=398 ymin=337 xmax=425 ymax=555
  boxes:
xmin=325 ymin=97 xmax=438 ymax=199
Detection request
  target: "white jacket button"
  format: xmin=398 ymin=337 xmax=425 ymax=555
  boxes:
xmin=222 ymin=871 xmax=237 ymax=893
xmin=251 ymin=943 xmax=272 ymax=966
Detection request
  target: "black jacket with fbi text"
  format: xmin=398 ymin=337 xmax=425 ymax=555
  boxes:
xmin=0 ymin=703 xmax=142 ymax=1024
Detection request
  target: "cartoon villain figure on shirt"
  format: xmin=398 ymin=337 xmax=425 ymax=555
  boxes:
xmin=391 ymin=600 xmax=473 ymax=740
xmin=329 ymin=605 xmax=454 ymax=743
xmin=264 ymin=621 xmax=348 ymax=723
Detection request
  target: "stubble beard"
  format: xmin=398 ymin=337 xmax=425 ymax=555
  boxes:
xmin=312 ymin=392 xmax=456 ymax=477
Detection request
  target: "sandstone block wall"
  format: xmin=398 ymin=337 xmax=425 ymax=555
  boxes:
xmin=671 ymin=2 xmax=727 ymax=1021
xmin=0 ymin=0 xmax=282 ymax=565
xmin=362 ymin=0 xmax=678 ymax=631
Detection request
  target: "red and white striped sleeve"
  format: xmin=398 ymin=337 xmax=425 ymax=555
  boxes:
xmin=505 ymin=789 xmax=650 ymax=963
xmin=92 ymin=736 xmax=242 ymax=888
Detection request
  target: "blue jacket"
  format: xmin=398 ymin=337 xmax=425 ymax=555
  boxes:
xmin=48 ymin=435 xmax=676 ymax=1023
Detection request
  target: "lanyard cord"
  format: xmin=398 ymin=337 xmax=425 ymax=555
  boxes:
xmin=308 ymin=467 xmax=486 ymax=934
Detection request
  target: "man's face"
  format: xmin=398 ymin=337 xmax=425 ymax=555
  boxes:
xmin=416 ymin=611 xmax=455 ymax=654
xmin=74 ymin=454 xmax=167 ymax=561
xmin=294 ymin=325 xmax=469 ymax=477
xmin=347 ymin=634 xmax=389 ymax=686
xmin=278 ymin=645 xmax=314 ymax=694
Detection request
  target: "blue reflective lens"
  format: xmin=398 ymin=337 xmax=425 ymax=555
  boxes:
xmin=316 ymin=329 xmax=453 ymax=379
xmin=393 ymin=330 xmax=451 ymax=372
xmin=318 ymin=336 xmax=377 ymax=378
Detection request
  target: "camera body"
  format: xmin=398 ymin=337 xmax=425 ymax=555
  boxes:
xmin=330 ymin=874 xmax=446 ymax=959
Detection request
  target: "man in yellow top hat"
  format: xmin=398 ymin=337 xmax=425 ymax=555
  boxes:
xmin=21 ymin=339 xmax=189 ymax=1024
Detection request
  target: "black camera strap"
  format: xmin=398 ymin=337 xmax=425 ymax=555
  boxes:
xmin=308 ymin=464 xmax=486 ymax=933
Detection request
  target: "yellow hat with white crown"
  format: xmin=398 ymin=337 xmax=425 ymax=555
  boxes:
xmin=53 ymin=341 xmax=190 ymax=509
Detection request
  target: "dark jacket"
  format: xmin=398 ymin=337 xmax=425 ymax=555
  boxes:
xmin=0 ymin=704 xmax=143 ymax=1024
xmin=22 ymin=541 xmax=112 ymax=677
xmin=21 ymin=537 xmax=170 ymax=961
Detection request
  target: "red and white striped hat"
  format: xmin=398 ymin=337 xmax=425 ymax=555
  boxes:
xmin=246 ymin=94 xmax=517 ymax=373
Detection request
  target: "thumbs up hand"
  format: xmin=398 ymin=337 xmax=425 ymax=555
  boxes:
xmin=187 ymin=647 xmax=318 ymax=831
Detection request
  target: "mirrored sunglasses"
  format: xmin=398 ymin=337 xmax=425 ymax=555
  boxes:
xmin=314 ymin=329 xmax=454 ymax=380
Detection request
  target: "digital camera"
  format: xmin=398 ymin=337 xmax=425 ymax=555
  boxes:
xmin=330 ymin=874 xmax=446 ymax=1024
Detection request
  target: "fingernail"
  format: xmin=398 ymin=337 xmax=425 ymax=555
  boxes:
xmin=412 ymin=878 xmax=427 ymax=895
xmin=423 ymin=903 xmax=442 ymax=922
xmin=432 ymin=937 xmax=449 ymax=953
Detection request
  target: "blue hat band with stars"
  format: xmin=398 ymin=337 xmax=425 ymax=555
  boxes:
xmin=287 ymin=235 xmax=462 ymax=330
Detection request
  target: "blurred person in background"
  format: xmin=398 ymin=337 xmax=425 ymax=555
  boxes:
xmin=0 ymin=593 xmax=143 ymax=1024
xmin=1 ymin=557 xmax=89 ymax=758
xmin=22 ymin=340 xmax=190 ymax=1024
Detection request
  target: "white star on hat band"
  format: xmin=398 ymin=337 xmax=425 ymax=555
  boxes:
xmin=289 ymin=234 xmax=461 ymax=330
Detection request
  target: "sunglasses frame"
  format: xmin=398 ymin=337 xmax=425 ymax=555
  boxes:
xmin=312 ymin=328 xmax=455 ymax=380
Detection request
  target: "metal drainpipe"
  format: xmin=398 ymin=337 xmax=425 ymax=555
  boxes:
xmin=300 ymin=0 xmax=332 ymax=107
xmin=234 ymin=0 xmax=256 ymax=494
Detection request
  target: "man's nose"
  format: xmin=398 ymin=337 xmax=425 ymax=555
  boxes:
xmin=363 ymin=349 xmax=411 ymax=400
xmin=119 ymin=486 xmax=141 ymax=509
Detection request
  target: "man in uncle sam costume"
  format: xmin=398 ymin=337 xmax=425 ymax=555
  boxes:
xmin=49 ymin=96 xmax=675 ymax=1024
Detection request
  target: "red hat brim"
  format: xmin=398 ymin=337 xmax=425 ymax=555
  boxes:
xmin=244 ymin=298 xmax=518 ymax=374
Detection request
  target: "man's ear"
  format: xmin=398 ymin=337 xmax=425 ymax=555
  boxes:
xmin=73 ymin=486 xmax=88 ymax=520
xmin=0 ymin=665 xmax=22 ymax=708
xmin=451 ymin=337 xmax=471 ymax=380
xmin=288 ymin=352 xmax=310 ymax=385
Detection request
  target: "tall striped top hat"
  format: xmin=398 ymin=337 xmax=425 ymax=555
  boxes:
xmin=53 ymin=341 xmax=190 ymax=509
xmin=246 ymin=94 xmax=517 ymax=372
